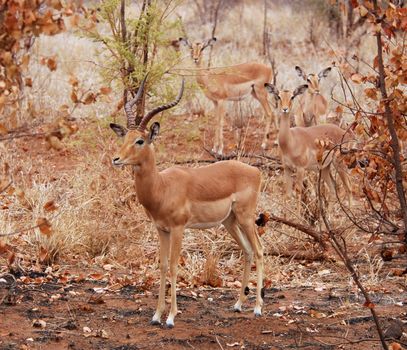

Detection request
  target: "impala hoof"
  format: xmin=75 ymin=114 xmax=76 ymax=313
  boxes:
xmin=233 ymin=303 xmax=242 ymax=313
xmin=150 ymin=319 xmax=161 ymax=326
xmin=254 ymin=306 xmax=262 ymax=317
xmin=165 ymin=321 xmax=174 ymax=329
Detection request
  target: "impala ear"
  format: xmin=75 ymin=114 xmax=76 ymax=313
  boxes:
xmin=264 ymin=83 xmax=279 ymax=98
xmin=318 ymin=67 xmax=332 ymax=79
xmin=148 ymin=122 xmax=160 ymax=143
xmin=295 ymin=66 xmax=307 ymax=81
xmin=110 ymin=123 xmax=127 ymax=137
xmin=292 ymin=84 xmax=308 ymax=99
xmin=179 ymin=37 xmax=192 ymax=48
xmin=203 ymin=37 xmax=217 ymax=49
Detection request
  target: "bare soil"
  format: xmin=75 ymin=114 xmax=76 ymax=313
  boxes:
xmin=1 ymin=271 xmax=406 ymax=350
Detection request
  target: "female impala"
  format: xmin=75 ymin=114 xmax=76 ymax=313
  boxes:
xmin=294 ymin=66 xmax=332 ymax=127
xmin=110 ymin=77 xmax=264 ymax=328
xmin=179 ymin=37 xmax=276 ymax=153
xmin=265 ymin=83 xmax=353 ymax=206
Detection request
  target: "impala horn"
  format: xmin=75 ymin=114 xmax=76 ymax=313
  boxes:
xmin=137 ymin=78 xmax=185 ymax=132
xmin=124 ymin=75 xmax=148 ymax=130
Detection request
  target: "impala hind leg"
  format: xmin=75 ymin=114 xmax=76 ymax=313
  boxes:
xmin=166 ymin=226 xmax=184 ymax=328
xmin=336 ymin=165 xmax=353 ymax=207
xmin=212 ymin=100 xmax=225 ymax=155
xmin=151 ymin=229 xmax=170 ymax=325
xmin=237 ymin=218 xmax=264 ymax=316
xmin=223 ymin=214 xmax=253 ymax=312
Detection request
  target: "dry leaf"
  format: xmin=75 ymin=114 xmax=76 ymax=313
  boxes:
xmin=69 ymin=75 xmax=79 ymax=87
xmin=37 ymin=218 xmax=52 ymax=236
xmin=350 ymin=73 xmax=363 ymax=84
xmin=0 ymin=123 xmax=8 ymax=135
xmin=363 ymin=301 xmax=375 ymax=309
xmin=7 ymin=251 xmax=15 ymax=265
xmin=89 ymin=273 xmax=104 ymax=280
xmin=70 ymin=90 xmax=79 ymax=103
xmin=83 ymin=92 xmax=96 ymax=105
xmin=99 ymin=86 xmax=111 ymax=95
xmin=43 ymin=200 xmax=58 ymax=212
xmin=46 ymin=57 xmax=57 ymax=71
xmin=39 ymin=246 xmax=49 ymax=262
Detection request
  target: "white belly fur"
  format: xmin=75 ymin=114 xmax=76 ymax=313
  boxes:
xmin=186 ymin=197 xmax=234 ymax=229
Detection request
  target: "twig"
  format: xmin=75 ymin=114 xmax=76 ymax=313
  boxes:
xmin=0 ymin=211 xmax=63 ymax=237
xmin=267 ymin=214 xmax=328 ymax=250
xmin=215 ymin=336 xmax=224 ymax=350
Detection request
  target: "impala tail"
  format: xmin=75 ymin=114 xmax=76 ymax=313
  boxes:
xmin=255 ymin=212 xmax=270 ymax=227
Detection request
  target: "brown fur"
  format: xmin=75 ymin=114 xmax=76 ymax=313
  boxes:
xmin=265 ymin=85 xmax=353 ymax=207
xmin=186 ymin=40 xmax=276 ymax=153
xmin=294 ymin=67 xmax=331 ymax=127
xmin=111 ymin=126 xmax=264 ymax=327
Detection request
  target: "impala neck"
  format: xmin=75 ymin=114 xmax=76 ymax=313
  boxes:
xmin=195 ymin=59 xmax=210 ymax=88
xmin=278 ymin=112 xmax=293 ymax=151
xmin=133 ymin=148 xmax=162 ymax=212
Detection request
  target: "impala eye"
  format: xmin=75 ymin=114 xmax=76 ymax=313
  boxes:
xmin=307 ymin=78 xmax=311 ymax=83
xmin=135 ymin=139 xmax=144 ymax=145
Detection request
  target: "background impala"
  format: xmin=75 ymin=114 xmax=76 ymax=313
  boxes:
xmin=179 ymin=37 xmax=277 ymax=153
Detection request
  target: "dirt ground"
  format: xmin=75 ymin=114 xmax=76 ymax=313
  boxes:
xmin=1 ymin=269 xmax=406 ymax=350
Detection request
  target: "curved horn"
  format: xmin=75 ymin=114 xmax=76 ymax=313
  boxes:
xmin=137 ymin=78 xmax=185 ymax=132
xmin=124 ymin=75 xmax=148 ymax=129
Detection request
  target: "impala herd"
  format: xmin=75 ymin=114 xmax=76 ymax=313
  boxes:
xmin=110 ymin=37 xmax=354 ymax=327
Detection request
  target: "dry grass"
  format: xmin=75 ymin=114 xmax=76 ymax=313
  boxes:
xmin=0 ymin=0 xmax=393 ymax=295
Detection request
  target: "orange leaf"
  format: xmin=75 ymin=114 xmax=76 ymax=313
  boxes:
xmin=99 ymin=86 xmax=112 ymax=95
xmin=364 ymin=88 xmax=378 ymax=100
xmin=351 ymin=73 xmax=364 ymax=84
xmin=363 ymin=301 xmax=375 ymax=309
xmin=390 ymin=343 xmax=402 ymax=350
xmin=69 ymin=75 xmax=79 ymax=87
xmin=37 ymin=218 xmax=52 ymax=236
xmin=7 ymin=251 xmax=15 ymax=265
xmin=46 ymin=57 xmax=57 ymax=71
xmin=83 ymin=92 xmax=96 ymax=105
xmin=89 ymin=273 xmax=104 ymax=280
xmin=43 ymin=200 xmax=57 ymax=212
xmin=70 ymin=91 xmax=78 ymax=103
xmin=0 ymin=123 xmax=8 ymax=135
xmin=39 ymin=246 xmax=49 ymax=262
xmin=25 ymin=77 xmax=33 ymax=87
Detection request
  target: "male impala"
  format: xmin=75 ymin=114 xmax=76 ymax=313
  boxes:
xmin=179 ymin=37 xmax=276 ymax=153
xmin=110 ymin=77 xmax=264 ymax=328
xmin=294 ymin=66 xmax=332 ymax=127
xmin=265 ymin=83 xmax=352 ymax=206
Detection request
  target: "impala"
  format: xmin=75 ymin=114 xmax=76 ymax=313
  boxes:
xmin=179 ymin=37 xmax=276 ymax=153
xmin=265 ymin=83 xmax=353 ymax=206
xmin=110 ymin=77 xmax=264 ymax=328
xmin=293 ymin=66 xmax=332 ymax=127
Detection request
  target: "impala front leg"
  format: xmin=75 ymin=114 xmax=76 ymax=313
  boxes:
xmin=151 ymin=229 xmax=170 ymax=325
xmin=253 ymin=87 xmax=276 ymax=150
xmin=166 ymin=226 xmax=184 ymax=328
